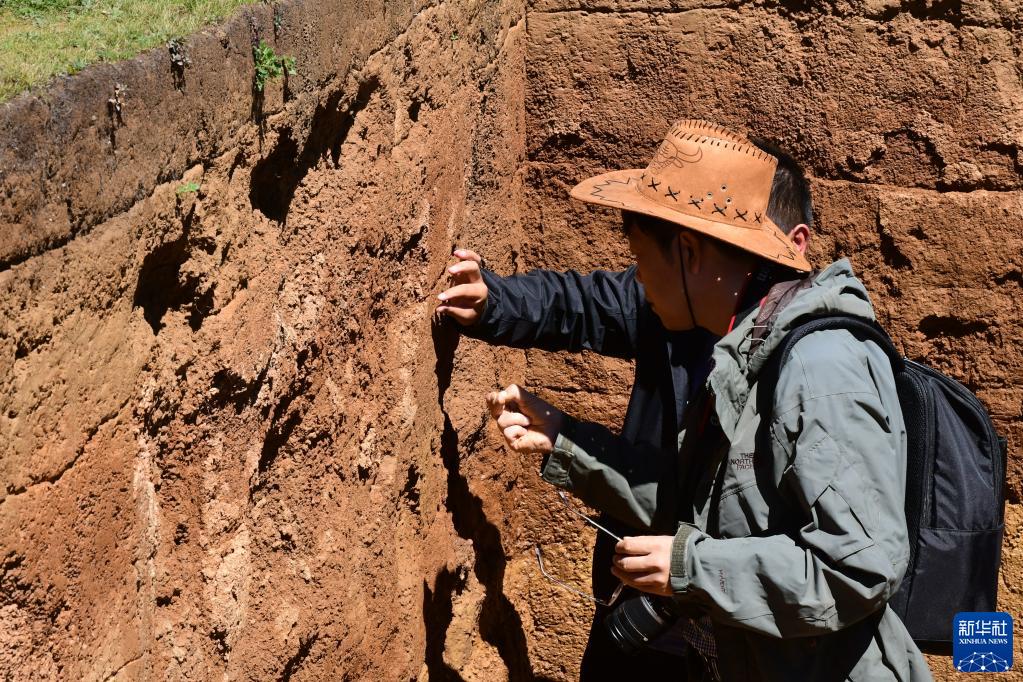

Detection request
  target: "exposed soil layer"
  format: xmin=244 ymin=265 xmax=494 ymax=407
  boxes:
xmin=1 ymin=0 xmax=1022 ymax=679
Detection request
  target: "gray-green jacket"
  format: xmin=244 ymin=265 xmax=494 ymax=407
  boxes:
xmin=542 ymin=260 xmax=932 ymax=681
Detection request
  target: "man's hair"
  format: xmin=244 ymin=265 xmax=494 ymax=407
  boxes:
xmin=622 ymin=138 xmax=813 ymax=252
xmin=749 ymin=137 xmax=814 ymax=233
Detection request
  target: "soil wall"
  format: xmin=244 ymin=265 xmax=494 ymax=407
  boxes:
xmin=1 ymin=0 xmax=1021 ymax=679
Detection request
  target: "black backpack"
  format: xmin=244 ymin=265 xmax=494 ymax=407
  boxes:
xmin=770 ymin=315 xmax=1008 ymax=644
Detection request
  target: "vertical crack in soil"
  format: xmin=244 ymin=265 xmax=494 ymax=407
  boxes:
xmin=249 ymin=77 xmax=381 ymax=224
xmin=257 ymin=370 xmax=313 ymax=477
xmin=431 ymin=322 xmax=533 ymax=680
xmin=401 ymin=463 xmax=422 ymax=514
xmin=204 ymin=362 xmax=270 ymax=414
xmin=132 ymin=205 xmax=215 ymax=334
xmin=875 ymin=209 xmax=912 ymax=271
xmin=422 ymin=568 xmax=468 ymax=681
xmin=278 ymin=632 xmax=318 ymax=681
xmin=249 ymin=128 xmax=299 ymax=223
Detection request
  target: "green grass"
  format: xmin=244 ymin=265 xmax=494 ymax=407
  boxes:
xmin=0 ymin=0 xmax=257 ymax=101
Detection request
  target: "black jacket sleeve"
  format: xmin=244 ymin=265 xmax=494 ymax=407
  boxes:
xmin=460 ymin=266 xmax=642 ymax=359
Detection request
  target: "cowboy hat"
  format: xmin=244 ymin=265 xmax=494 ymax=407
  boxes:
xmin=570 ymin=120 xmax=811 ymax=272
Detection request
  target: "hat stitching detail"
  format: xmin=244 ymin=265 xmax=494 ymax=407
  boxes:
xmin=588 ymin=177 xmax=630 ymax=207
xmin=649 ymin=139 xmax=704 ymax=172
xmin=675 ymin=120 xmax=740 ymax=138
xmin=712 ymin=203 xmax=727 ymax=216
xmin=670 ymin=120 xmax=749 ymax=142
xmin=771 ymin=240 xmax=797 ymax=261
xmin=667 ymin=119 xmax=769 ymax=161
xmin=672 ymin=135 xmax=774 ymax=163
xmin=665 ymin=186 xmax=680 ymax=201
xmin=688 ymin=197 xmax=704 ymax=209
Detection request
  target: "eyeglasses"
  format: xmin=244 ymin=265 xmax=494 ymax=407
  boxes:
xmin=534 ymin=491 xmax=625 ymax=608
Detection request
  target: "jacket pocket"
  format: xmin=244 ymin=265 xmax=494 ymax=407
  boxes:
xmin=716 ymin=481 xmax=772 ymax=538
xmin=789 ymin=435 xmax=880 ymax=562
xmin=788 ymin=434 xmax=841 ymax=506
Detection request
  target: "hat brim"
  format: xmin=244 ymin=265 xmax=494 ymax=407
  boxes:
xmin=570 ymin=169 xmax=811 ymax=272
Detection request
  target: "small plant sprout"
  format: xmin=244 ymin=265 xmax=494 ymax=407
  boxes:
xmin=253 ymin=40 xmax=296 ymax=92
xmin=176 ymin=181 xmax=201 ymax=195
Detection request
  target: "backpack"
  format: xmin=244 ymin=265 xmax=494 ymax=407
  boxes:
xmin=767 ymin=313 xmax=1008 ymax=644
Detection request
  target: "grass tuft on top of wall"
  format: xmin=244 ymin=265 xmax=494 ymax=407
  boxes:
xmin=0 ymin=0 xmax=256 ymax=102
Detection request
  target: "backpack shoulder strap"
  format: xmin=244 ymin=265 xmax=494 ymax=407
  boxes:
xmin=753 ymin=314 xmax=909 ymax=536
xmin=756 ymin=315 xmax=906 ymax=443
xmin=773 ymin=314 xmax=905 ymax=375
xmin=750 ymin=277 xmax=815 ymax=347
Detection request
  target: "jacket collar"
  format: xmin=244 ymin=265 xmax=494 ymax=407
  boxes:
xmin=707 ymin=259 xmax=877 ymax=440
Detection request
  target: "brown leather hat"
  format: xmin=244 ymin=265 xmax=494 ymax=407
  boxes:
xmin=570 ymin=120 xmax=811 ymax=272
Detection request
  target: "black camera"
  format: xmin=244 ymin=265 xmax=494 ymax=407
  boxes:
xmin=604 ymin=593 xmax=680 ymax=654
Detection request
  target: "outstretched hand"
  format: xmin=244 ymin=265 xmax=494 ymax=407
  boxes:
xmin=437 ymin=249 xmax=488 ymax=325
xmin=485 ymin=384 xmax=564 ymax=455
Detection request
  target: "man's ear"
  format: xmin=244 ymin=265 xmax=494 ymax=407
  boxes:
xmin=789 ymin=224 xmax=811 ymax=255
xmin=677 ymin=231 xmax=702 ymax=275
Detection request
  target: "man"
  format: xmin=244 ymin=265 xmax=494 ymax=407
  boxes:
xmin=437 ymin=121 xmax=812 ymax=678
xmin=480 ymin=121 xmax=932 ymax=679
